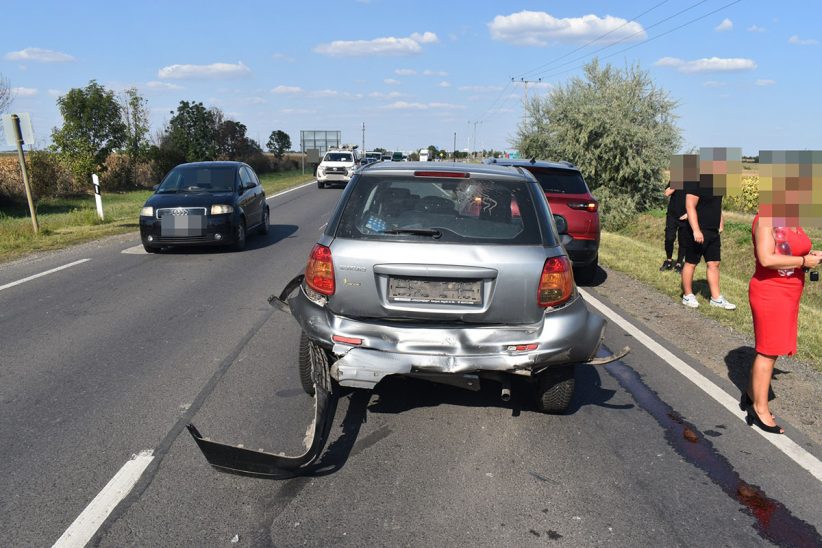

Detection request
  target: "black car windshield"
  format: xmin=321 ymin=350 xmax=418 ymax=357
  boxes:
xmin=157 ymin=166 xmax=237 ymax=193
xmin=525 ymin=167 xmax=589 ymax=195
xmin=324 ymin=153 xmax=353 ymax=162
xmin=335 ymin=175 xmax=545 ymax=245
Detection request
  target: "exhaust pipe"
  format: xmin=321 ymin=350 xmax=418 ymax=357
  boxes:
xmin=500 ymin=379 xmax=512 ymax=402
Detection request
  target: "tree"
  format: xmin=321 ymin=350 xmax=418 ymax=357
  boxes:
xmin=121 ymin=87 xmax=150 ymax=163
xmin=515 ymin=59 xmax=681 ymax=229
xmin=51 ymin=80 xmax=127 ymax=185
xmin=267 ymin=130 xmax=292 ymax=158
xmin=166 ymin=100 xmax=218 ymax=162
xmin=0 ymin=73 xmax=12 ymax=115
xmin=217 ymin=120 xmax=251 ymax=160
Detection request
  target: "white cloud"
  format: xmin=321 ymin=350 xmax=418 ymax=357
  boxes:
xmin=11 ymin=87 xmax=38 ymax=97
xmin=747 ymin=25 xmax=766 ymax=32
xmin=459 ymin=85 xmax=504 ymax=93
xmin=47 ymin=89 xmax=63 ymax=97
xmin=368 ymin=91 xmax=406 ymax=99
xmin=243 ymin=96 xmax=267 ymax=105
xmin=281 ymin=108 xmax=316 ymax=114
xmin=308 ymin=89 xmax=364 ymax=99
xmin=271 ymin=52 xmax=295 ymax=63
xmin=314 ymin=31 xmax=438 ymax=56
xmin=788 ymin=35 xmax=818 ymax=46
xmin=714 ymin=18 xmax=733 ymax=32
xmin=654 ymin=56 xmax=757 ymax=73
xmin=158 ymin=61 xmax=251 ymax=79
xmin=488 ymin=11 xmax=645 ymax=46
xmin=513 ymin=81 xmax=552 ymax=90
xmin=145 ymin=81 xmax=183 ymax=90
xmin=395 ymin=68 xmax=417 ymax=76
xmin=423 ymin=69 xmax=448 ymax=76
xmin=755 ymin=79 xmax=776 ymax=86
xmin=380 ymin=101 xmax=465 ymax=110
xmin=437 ymin=81 xmax=451 ymax=88
xmin=4 ymin=47 xmax=75 ymax=62
xmin=702 ymin=80 xmax=726 ymax=88
xmin=384 ymin=78 xmax=400 ymax=85
xmin=272 ymin=85 xmax=303 ymax=94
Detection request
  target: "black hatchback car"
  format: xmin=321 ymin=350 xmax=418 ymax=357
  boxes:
xmin=139 ymin=161 xmax=268 ymax=252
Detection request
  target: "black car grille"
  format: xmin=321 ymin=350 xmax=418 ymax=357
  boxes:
xmin=156 ymin=207 xmax=208 ymax=219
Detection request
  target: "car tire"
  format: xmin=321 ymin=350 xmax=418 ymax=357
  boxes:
xmin=143 ymin=243 xmax=157 ymax=253
xmin=260 ymin=206 xmax=270 ymax=235
xmin=574 ymin=255 xmax=598 ymax=285
xmin=317 ymin=181 xmax=325 ymax=189
xmin=535 ymin=364 xmax=575 ymax=414
xmin=298 ymin=332 xmax=330 ymax=396
xmin=233 ymin=219 xmax=246 ymax=251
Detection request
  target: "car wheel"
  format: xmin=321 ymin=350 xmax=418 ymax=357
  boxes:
xmin=260 ymin=206 xmax=270 ymax=235
xmin=574 ymin=255 xmax=598 ymax=285
xmin=143 ymin=243 xmax=157 ymax=253
xmin=298 ymin=332 xmax=330 ymax=396
xmin=535 ymin=364 xmax=575 ymax=414
xmin=317 ymin=181 xmax=325 ymax=189
xmin=233 ymin=219 xmax=246 ymax=251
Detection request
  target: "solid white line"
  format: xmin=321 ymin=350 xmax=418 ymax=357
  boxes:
xmin=265 ymin=179 xmax=316 ymax=201
xmin=578 ymin=287 xmax=822 ymax=483
xmin=52 ymin=450 xmax=154 ymax=548
xmin=0 ymin=259 xmax=91 ymax=292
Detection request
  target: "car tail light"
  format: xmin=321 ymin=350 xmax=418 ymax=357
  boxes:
xmin=414 ymin=171 xmax=470 ymax=178
xmin=305 ymin=244 xmax=335 ymax=295
xmin=332 ymin=335 xmax=362 ymax=346
xmin=567 ymin=200 xmax=599 ymax=212
xmin=506 ymin=343 xmax=538 ymax=352
xmin=538 ymin=256 xmax=574 ymax=308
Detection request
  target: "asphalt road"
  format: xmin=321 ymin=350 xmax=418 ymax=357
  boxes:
xmin=0 ymin=183 xmax=820 ymax=547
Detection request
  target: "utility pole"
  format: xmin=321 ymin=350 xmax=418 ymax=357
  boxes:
xmin=361 ymin=122 xmax=365 ymax=154
xmin=453 ymin=132 xmax=457 ymax=163
xmin=513 ymin=77 xmax=542 ymax=105
xmin=11 ymin=114 xmax=38 ymax=233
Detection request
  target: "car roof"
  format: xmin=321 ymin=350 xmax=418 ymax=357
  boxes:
xmin=358 ymin=161 xmax=534 ymax=181
xmin=176 ymin=161 xmax=243 ymax=169
xmin=484 ymin=158 xmax=579 ymax=172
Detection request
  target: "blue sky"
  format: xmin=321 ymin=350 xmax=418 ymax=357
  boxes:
xmin=1 ymin=0 xmax=820 ymax=156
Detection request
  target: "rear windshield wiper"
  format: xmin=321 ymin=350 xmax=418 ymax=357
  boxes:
xmin=380 ymin=228 xmax=442 ymax=238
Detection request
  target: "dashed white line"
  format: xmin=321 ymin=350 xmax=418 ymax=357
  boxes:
xmin=579 ymin=287 xmax=822 ymax=483
xmin=0 ymin=259 xmax=91 ymax=292
xmin=52 ymin=450 xmax=154 ymax=548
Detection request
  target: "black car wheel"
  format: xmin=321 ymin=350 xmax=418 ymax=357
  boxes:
xmin=260 ymin=206 xmax=270 ymax=235
xmin=317 ymin=180 xmax=325 ymax=189
xmin=535 ymin=364 xmax=575 ymax=414
xmin=573 ymin=254 xmax=598 ymax=285
xmin=233 ymin=219 xmax=246 ymax=251
xmin=143 ymin=243 xmax=157 ymax=253
xmin=298 ymin=332 xmax=331 ymax=396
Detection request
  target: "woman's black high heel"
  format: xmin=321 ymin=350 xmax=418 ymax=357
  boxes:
xmin=740 ymin=392 xmax=774 ymax=418
xmin=746 ymin=408 xmax=783 ymax=434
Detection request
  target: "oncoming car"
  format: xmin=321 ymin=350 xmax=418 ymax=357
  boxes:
xmin=317 ymin=150 xmax=357 ymax=189
xmin=288 ymin=162 xmax=607 ymax=413
xmin=139 ymin=161 xmax=268 ymax=252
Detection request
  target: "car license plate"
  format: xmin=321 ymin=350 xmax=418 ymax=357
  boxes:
xmin=160 ymin=215 xmax=206 ymax=237
xmin=388 ymin=277 xmax=482 ymax=305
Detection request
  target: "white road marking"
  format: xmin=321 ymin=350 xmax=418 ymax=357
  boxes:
xmin=265 ymin=179 xmax=316 ymax=201
xmin=579 ymin=287 xmax=822 ymax=483
xmin=52 ymin=450 xmax=154 ymax=548
xmin=0 ymin=259 xmax=91 ymax=292
xmin=121 ymin=245 xmax=147 ymax=255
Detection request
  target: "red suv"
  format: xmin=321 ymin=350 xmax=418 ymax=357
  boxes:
xmin=489 ymin=159 xmax=600 ymax=282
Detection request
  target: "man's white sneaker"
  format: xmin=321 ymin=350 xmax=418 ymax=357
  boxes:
xmin=682 ymin=294 xmax=699 ymax=308
xmin=710 ymin=295 xmax=737 ymax=310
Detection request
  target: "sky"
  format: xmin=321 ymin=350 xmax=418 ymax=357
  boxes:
xmin=1 ymin=0 xmax=820 ymax=157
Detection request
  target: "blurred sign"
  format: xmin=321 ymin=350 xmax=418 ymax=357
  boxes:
xmin=2 ymin=113 xmax=35 ymax=145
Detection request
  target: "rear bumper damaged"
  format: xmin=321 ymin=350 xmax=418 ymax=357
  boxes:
xmin=286 ymin=278 xmax=607 ymax=389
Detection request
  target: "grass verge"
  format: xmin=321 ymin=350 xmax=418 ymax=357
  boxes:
xmin=0 ymin=170 xmax=314 ymax=264
xmin=600 ymin=210 xmax=822 ymax=372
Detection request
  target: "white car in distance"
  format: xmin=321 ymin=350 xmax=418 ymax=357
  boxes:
xmin=317 ymin=150 xmax=357 ymax=189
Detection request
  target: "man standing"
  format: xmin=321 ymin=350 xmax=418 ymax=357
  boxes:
xmin=660 ymin=183 xmax=687 ymax=272
xmin=680 ymin=149 xmax=736 ymax=310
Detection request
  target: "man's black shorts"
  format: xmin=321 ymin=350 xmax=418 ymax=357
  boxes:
xmin=684 ymin=228 xmax=721 ymax=263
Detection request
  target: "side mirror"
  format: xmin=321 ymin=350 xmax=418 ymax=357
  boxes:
xmin=553 ymin=214 xmax=568 ymax=235
xmin=152 ymin=184 xmax=159 ymax=191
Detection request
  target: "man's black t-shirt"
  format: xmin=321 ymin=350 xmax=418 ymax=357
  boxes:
xmin=686 ymin=188 xmax=722 ymax=230
xmin=666 ymin=187 xmax=686 ymax=218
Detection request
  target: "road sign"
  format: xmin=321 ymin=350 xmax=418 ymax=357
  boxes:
xmin=2 ymin=112 xmax=34 ymax=146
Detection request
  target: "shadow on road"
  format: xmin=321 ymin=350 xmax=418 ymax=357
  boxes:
xmin=156 ymin=224 xmax=299 ymax=254
xmin=574 ymin=265 xmax=608 ymax=288
xmin=724 ymin=346 xmax=778 ymax=403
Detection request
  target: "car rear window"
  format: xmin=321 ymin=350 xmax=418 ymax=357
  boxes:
xmin=524 ymin=167 xmax=589 ymax=195
xmin=334 ymin=175 xmax=545 ymax=245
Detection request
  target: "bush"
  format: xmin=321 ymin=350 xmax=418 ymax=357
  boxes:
xmin=597 ymin=186 xmax=639 ymax=232
xmin=29 ymin=149 xmax=76 ymax=198
xmin=724 ymin=175 xmax=759 ymax=213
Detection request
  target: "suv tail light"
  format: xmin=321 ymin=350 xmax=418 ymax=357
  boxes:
xmin=305 ymin=244 xmax=335 ymax=295
xmin=538 ymin=256 xmax=574 ymax=308
xmin=567 ymin=200 xmax=599 ymax=212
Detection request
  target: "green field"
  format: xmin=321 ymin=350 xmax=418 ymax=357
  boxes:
xmin=601 ymin=210 xmax=822 ymax=372
xmin=0 ymin=170 xmax=313 ymax=263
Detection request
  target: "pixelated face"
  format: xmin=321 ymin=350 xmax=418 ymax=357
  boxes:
xmin=668 ymin=154 xmax=699 ymax=190
xmin=758 ymin=150 xmax=822 ymax=227
xmin=699 ymin=147 xmax=742 ymax=197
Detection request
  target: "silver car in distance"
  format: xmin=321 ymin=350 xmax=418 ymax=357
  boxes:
xmin=287 ymin=162 xmax=607 ymax=413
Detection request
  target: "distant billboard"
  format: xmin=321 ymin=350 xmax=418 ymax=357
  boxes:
xmin=300 ymin=130 xmax=341 ymax=156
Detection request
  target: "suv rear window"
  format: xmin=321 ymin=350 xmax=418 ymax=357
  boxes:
xmin=524 ymin=167 xmax=589 ymax=195
xmin=334 ymin=175 xmax=545 ymax=245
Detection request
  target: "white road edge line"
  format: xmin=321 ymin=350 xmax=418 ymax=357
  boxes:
xmin=52 ymin=450 xmax=154 ymax=548
xmin=265 ymin=179 xmax=316 ymax=201
xmin=0 ymin=258 xmax=91 ymax=292
xmin=578 ymin=287 xmax=822 ymax=483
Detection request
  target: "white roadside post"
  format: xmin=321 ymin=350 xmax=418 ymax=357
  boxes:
xmin=92 ymin=174 xmax=104 ymax=221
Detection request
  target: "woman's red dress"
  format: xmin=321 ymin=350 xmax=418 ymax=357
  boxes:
xmin=749 ymin=214 xmax=812 ymax=356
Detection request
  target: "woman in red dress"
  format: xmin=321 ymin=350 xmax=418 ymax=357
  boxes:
xmin=747 ymin=214 xmax=821 ymax=433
